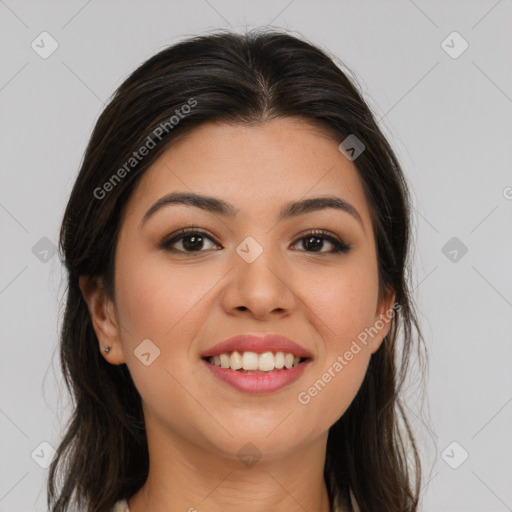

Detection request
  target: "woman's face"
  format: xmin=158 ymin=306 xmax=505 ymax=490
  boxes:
xmin=97 ymin=117 xmax=394 ymax=461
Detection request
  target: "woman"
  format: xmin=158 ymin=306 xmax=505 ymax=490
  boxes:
xmin=48 ymin=28 xmax=427 ymax=512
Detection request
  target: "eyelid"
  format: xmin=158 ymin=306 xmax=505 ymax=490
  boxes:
xmin=160 ymin=226 xmax=220 ymax=247
xmin=290 ymin=228 xmax=351 ymax=253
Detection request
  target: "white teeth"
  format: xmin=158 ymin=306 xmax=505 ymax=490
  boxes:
xmin=208 ymin=350 xmax=305 ymax=371
xmin=274 ymin=351 xmax=285 ymax=369
xmin=219 ymin=353 xmax=230 ymax=369
xmin=230 ymin=350 xmax=243 ymax=370
xmin=258 ymin=351 xmax=275 ymax=371
xmin=242 ymin=351 xmax=259 ymax=370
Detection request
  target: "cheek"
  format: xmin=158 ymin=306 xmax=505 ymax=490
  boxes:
xmin=297 ymin=339 xmax=371 ymax=427
xmin=113 ymin=253 xmax=213 ymax=424
xmin=306 ymin=259 xmax=380 ymax=343
xmin=114 ymin=250 xmax=216 ymax=341
xmin=294 ymin=260 xmax=377 ymax=421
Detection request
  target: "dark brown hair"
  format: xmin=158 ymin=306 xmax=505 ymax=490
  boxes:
xmin=48 ymin=28 xmax=428 ymax=512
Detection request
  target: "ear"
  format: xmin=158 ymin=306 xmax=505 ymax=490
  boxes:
xmin=79 ymin=275 xmax=125 ymax=365
xmin=369 ymin=288 xmax=397 ymax=354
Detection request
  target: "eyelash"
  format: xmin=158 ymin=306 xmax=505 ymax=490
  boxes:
xmin=160 ymin=227 xmax=352 ymax=255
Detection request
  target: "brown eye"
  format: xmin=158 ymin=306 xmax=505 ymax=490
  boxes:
xmin=291 ymin=230 xmax=351 ymax=254
xmin=160 ymin=229 xmax=220 ymax=253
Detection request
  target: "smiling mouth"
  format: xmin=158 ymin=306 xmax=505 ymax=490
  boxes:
xmin=203 ymin=350 xmax=310 ymax=373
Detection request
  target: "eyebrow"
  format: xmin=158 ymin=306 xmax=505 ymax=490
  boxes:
xmin=140 ymin=191 xmax=364 ymax=229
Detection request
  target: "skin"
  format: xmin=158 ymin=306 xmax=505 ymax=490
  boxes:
xmin=80 ymin=117 xmax=395 ymax=512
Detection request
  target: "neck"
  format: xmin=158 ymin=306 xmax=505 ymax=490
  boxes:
xmin=128 ymin=419 xmax=333 ymax=512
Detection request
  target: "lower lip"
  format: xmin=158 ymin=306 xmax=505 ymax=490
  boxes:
xmin=202 ymin=359 xmax=311 ymax=394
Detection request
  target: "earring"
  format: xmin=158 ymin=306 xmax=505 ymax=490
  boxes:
xmin=103 ymin=346 xmax=111 ymax=355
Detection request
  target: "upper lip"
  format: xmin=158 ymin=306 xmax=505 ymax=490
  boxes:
xmin=201 ymin=334 xmax=313 ymax=359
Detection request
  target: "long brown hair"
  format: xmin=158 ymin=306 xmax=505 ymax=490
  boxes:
xmin=48 ymin=28 xmax=428 ymax=512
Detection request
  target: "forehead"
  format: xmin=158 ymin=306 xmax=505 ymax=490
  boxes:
xmin=122 ymin=117 xmax=372 ymax=230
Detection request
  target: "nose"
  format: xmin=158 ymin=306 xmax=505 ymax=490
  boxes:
xmin=220 ymin=239 xmax=297 ymax=320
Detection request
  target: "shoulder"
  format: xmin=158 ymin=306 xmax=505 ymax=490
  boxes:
xmin=110 ymin=499 xmax=130 ymax=512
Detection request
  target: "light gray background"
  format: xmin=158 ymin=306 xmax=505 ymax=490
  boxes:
xmin=1 ymin=1 xmax=511 ymax=511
